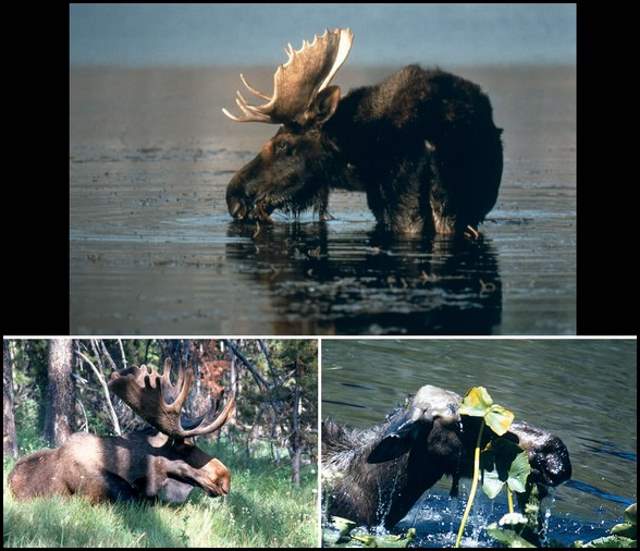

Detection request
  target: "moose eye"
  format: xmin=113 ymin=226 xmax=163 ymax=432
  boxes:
xmin=276 ymin=141 xmax=291 ymax=155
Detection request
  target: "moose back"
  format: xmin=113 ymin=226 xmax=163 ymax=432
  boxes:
xmin=9 ymin=360 xmax=235 ymax=503
xmin=223 ymin=28 xmax=503 ymax=236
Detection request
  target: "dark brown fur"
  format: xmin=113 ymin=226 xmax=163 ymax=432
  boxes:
xmin=322 ymin=385 xmax=571 ymax=529
xmin=227 ymin=65 xmax=503 ymax=235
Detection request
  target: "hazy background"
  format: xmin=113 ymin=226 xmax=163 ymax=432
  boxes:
xmin=70 ymin=3 xmax=576 ymax=67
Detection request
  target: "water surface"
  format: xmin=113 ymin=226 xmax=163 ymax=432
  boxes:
xmin=70 ymin=66 xmax=575 ymax=335
xmin=321 ymin=339 xmax=637 ymax=546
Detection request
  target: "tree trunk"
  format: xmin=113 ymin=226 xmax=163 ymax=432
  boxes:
xmin=44 ymin=339 xmax=75 ymax=447
xmin=3 ymin=340 xmax=18 ymax=458
xmin=291 ymin=360 xmax=301 ymax=487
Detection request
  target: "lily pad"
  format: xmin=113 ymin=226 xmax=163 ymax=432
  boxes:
xmin=573 ymin=535 xmax=637 ymax=548
xmin=482 ymin=466 xmax=505 ymax=499
xmin=325 ymin=516 xmax=357 ymax=545
xmin=610 ymin=523 xmax=636 ymax=539
xmin=485 ymin=404 xmax=515 ymax=436
xmin=481 ymin=439 xmax=530 ymax=498
xmin=460 ymin=386 xmax=494 ymax=416
xmin=331 ymin=516 xmax=356 ymax=534
xmin=351 ymin=534 xmax=377 ymax=547
xmin=623 ymin=503 xmax=637 ymax=526
xmin=506 ymin=450 xmax=531 ymax=493
xmin=486 ymin=523 xmax=536 ymax=548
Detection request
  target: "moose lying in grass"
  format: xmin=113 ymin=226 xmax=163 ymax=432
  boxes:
xmin=8 ymin=359 xmax=235 ymax=503
xmin=223 ymin=28 xmax=503 ymax=236
xmin=322 ymin=385 xmax=571 ymax=529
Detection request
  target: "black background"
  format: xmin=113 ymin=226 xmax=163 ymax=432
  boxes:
xmin=2 ymin=3 xmax=635 ymax=337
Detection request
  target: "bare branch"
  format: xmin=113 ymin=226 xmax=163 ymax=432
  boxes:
xmin=258 ymin=340 xmax=281 ymax=386
xmin=77 ymin=349 xmax=122 ymax=436
xmin=117 ymin=339 xmax=128 ymax=369
xmin=224 ymin=339 xmax=270 ymax=390
xmin=99 ymin=339 xmax=117 ymax=373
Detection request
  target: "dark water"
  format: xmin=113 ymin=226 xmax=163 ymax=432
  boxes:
xmin=70 ymin=66 xmax=575 ymax=335
xmin=321 ymin=339 xmax=637 ymax=547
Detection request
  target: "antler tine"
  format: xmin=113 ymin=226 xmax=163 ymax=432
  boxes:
xmin=221 ymin=107 xmax=245 ymax=122
xmin=165 ymin=362 xmax=192 ymax=414
xmin=222 ymin=87 xmax=274 ymax=123
xmin=161 ymin=357 xmax=172 ymax=385
xmin=240 ymin=73 xmax=271 ymax=101
xmin=175 ymin=360 xmax=185 ymax=392
xmin=109 ymin=359 xmax=235 ymax=439
xmin=222 ymin=27 xmax=354 ymax=125
xmin=235 ymin=93 xmax=272 ymax=122
xmin=180 ymin=393 xmax=236 ymax=438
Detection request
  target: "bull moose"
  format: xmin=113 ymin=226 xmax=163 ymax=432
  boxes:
xmin=8 ymin=359 xmax=235 ymax=503
xmin=223 ymin=28 xmax=503 ymax=236
xmin=322 ymin=385 xmax=571 ymax=529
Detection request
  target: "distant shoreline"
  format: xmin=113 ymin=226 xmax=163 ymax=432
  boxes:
xmin=70 ymin=62 xmax=577 ymax=72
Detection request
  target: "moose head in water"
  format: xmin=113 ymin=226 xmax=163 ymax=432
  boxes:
xmin=222 ymin=29 xmax=503 ymax=235
xmin=322 ymin=385 xmax=571 ymax=529
xmin=9 ymin=359 xmax=236 ymax=503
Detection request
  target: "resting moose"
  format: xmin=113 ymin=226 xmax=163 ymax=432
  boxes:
xmin=8 ymin=359 xmax=235 ymax=503
xmin=223 ymin=28 xmax=503 ymax=236
xmin=322 ymin=385 xmax=571 ymax=529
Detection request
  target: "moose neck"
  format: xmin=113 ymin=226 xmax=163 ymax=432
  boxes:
xmin=323 ymin=84 xmax=432 ymax=183
xmin=324 ymin=87 xmax=387 ymax=167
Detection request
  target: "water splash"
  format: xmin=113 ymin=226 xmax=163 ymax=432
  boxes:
xmin=375 ymin=457 xmax=402 ymax=526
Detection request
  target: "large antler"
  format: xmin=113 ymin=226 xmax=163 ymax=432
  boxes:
xmin=108 ymin=358 xmax=235 ymax=438
xmin=222 ymin=28 xmax=354 ymax=124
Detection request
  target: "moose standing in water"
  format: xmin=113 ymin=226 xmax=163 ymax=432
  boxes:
xmin=8 ymin=359 xmax=236 ymax=503
xmin=223 ymin=28 xmax=503 ymax=236
xmin=322 ymin=385 xmax=571 ymax=529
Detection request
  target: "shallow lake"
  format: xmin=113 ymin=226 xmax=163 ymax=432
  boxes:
xmin=70 ymin=66 xmax=575 ymax=335
xmin=321 ymin=339 xmax=637 ymax=546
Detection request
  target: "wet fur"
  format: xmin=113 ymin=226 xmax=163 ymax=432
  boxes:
xmin=228 ymin=65 xmax=503 ymax=234
xmin=322 ymin=389 xmax=571 ymax=529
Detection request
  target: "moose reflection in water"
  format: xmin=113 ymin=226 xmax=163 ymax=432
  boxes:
xmin=322 ymin=385 xmax=572 ymax=530
xmin=225 ymin=221 xmax=502 ymax=334
xmin=222 ymin=28 xmax=503 ymax=237
xmin=9 ymin=359 xmax=235 ymax=503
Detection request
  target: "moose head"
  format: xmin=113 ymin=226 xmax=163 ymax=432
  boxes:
xmin=108 ymin=358 xmax=236 ymax=498
xmin=222 ymin=28 xmax=354 ymax=222
xmin=366 ymin=385 xmax=572 ymax=490
xmin=9 ymin=358 xmax=235 ymax=503
xmin=323 ymin=385 xmax=571 ymax=529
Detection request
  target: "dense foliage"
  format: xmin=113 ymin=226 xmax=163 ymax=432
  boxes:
xmin=5 ymin=339 xmax=318 ymax=481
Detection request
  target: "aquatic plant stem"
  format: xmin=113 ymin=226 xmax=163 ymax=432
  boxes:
xmin=507 ymin=486 xmax=514 ymax=514
xmin=455 ymin=420 xmax=485 ymax=548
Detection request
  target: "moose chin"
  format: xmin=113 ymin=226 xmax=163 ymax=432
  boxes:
xmin=322 ymin=385 xmax=571 ymax=529
xmin=8 ymin=359 xmax=235 ymax=503
xmin=223 ymin=28 xmax=503 ymax=236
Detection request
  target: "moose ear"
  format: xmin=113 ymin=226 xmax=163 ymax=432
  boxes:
xmin=307 ymin=85 xmax=341 ymax=125
xmin=367 ymin=433 xmax=414 ymax=463
xmin=367 ymin=409 xmax=424 ymax=464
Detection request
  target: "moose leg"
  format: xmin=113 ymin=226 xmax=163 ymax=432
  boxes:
xmin=383 ymin=464 xmax=446 ymax=529
xmin=87 ymin=471 xmax=140 ymax=502
xmin=315 ymin=185 xmax=334 ymax=221
xmin=155 ymin=457 xmax=220 ymax=496
xmin=135 ymin=461 xmax=169 ymax=499
xmin=367 ymin=154 xmax=434 ymax=235
xmin=104 ymin=473 xmax=141 ymax=502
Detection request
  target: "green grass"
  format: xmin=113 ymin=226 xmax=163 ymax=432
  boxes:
xmin=3 ymin=440 xmax=318 ymax=548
